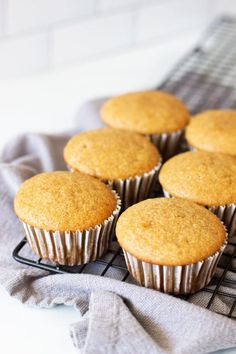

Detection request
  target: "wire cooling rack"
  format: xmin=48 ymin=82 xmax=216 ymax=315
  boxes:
xmin=13 ymin=16 xmax=236 ymax=319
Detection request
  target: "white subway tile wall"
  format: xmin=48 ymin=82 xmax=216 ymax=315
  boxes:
xmin=98 ymin=0 xmax=140 ymax=11
xmin=0 ymin=0 xmax=234 ymax=79
xmin=0 ymin=0 xmax=5 ymax=36
xmin=0 ymin=33 xmax=48 ymax=79
xmin=52 ymin=11 xmax=135 ymax=66
xmin=6 ymin=0 xmax=96 ymax=34
xmin=136 ymin=0 xmax=209 ymax=42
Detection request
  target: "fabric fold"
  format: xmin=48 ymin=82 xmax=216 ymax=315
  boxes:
xmin=70 ymin=291 xmax=159 ymax=354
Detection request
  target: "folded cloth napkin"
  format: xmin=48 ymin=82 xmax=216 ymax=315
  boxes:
xmin=0 ymin=100 xmax=236 ymax=354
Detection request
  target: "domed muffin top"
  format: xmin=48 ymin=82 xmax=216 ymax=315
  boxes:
xmin=186 ymin=110 xmax=236 ymax=157
xmin=101 ymin=91 xmax=190 ymax=134
xmin=14 ymin=171 xmax=118 ymax=231
xmin=64 ymin=128 xmax=160 ymax=180
xmin=159 ymin=151 xmax=236 ymax=206
xmin=116 ymin=198 xmax=226 ymax=266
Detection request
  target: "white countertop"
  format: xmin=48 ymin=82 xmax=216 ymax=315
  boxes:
xmin=1 ymin=30 xmax=236 ymax=354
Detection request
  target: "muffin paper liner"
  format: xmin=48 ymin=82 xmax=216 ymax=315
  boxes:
xmin=163 ymin=189 xmax=236 ymax=238
xmin=69 ymin=160 xmax=162 ymax=210
xmin=105 ymin=161 xmax=162 ymax=210
xmin=148 ymin=129 xmax=184 ymax=160
xmin=208 ymin=204 xmax=236 ymax=238
xmin=123 ymin=235 xmax=227 ymax=294
xmin=20 ymin=191 xmax=121 ymax=266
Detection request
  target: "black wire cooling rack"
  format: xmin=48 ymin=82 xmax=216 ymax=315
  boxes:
xmin=13 ymin=16 xmax=236 ymax=319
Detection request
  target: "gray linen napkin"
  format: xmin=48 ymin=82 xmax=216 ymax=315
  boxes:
xmin=0 ymin=101 xmax=236 ymax=354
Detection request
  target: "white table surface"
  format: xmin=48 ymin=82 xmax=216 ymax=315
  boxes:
xmin=0 ymin=29 xmax=236 ymax=354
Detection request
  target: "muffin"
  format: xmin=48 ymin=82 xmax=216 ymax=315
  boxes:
xmin=14 ymin=171 xmax=121 ymax=265
xmin=101 ymin=91 xmax=190 ymax=159
xmin=159 ymin=151 xmax=236 ymax=236
xmin=186 ymin=110 xmax=236 ymax=157
xmin=64 ymin=128 xmax=162 ymax=209
xmin=116 ymin=198 xmax=227 ymax=294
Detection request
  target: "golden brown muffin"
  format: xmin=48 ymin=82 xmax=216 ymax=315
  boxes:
xmin=116 ymin=198 xmax=226 ymax=266
xmin=159 ymin=151 xmax=236 ymax=206
xmin=186 ymin=110 xmax=236 ymax=156
xmin=14 ymin=171 xmax=117 ymax=231
xmin=101 ymin=91 xmax=190 ymax=134
xmin=64 ymin=128 xmax=160 ymax=180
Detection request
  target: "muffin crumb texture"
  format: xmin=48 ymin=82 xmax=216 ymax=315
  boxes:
xmin=101 ymin=91 xmax=190 ymax=134
xmin=64 ymin=128 xmax=160 ymax=180
xmin=116 ymin=198 xmax=226 ymax=266
xmin=186 ymin=110 xmax=236 ymax=156
xmin=159 ymin=151 xmax=236 ymax=206
xmin=14 ymin=171 xmax=117 ymax=231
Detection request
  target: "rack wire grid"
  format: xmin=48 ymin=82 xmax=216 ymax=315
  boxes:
xmin=13 ymin=16 xmax=236 ymax=319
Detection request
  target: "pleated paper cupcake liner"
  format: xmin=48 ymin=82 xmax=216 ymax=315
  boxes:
xmin=148 ymin=129 xmax=184 ymax=160
xmin=69 ymin=160 xmax=162 ymax=210
xmin=208 ymin=204 xmax=236 ymax=238
xmin=20 ymin=191 xmax=121 ymax=266
xmin=123 ymin=236 xmax=227 ymax=294
xmin=163 ymin=189 xmax=236 ymax=238
xmin=105 ymin=161 xmax=162 ymax=210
